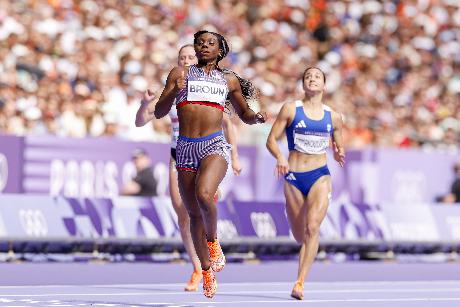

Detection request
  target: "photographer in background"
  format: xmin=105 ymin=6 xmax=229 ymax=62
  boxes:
xmin=438 ymin=162 xmax=460 ymax=204
xmin=122 ymin=148 xmax=158 ymax=197
xmin=448 ymin=163 xmax=460 ymax=203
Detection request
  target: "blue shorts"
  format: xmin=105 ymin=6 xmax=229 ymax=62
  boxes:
xmin=284 ymin=165 xmax=330 ymax=196
xmin=176 ymin=131 xmax=231 ymax=172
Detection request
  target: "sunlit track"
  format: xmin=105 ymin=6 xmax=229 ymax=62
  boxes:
xmin=0 ymin=262 xmax=459 ymax=306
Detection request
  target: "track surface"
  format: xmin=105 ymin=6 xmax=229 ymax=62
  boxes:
xmin=0 ymin=261 xmax=459 ymax=306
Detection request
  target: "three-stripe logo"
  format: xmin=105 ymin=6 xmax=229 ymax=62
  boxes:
xmin=286 ymin=173 xmax=296 ymax=181
xmin=295 ymin=120 xmax=306 ymax=128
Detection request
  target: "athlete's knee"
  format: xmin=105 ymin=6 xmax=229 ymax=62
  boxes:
xmin=305 ymin=220 xmax=321 ymax=238
xmin=195 ymin=186 xmax=215 ymax=207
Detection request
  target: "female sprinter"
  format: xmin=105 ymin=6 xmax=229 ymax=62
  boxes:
xmin=266 ymin=67 xmax=345 ymax=300
xmin=153 ymin=31 xmax=266 ymax=298
xmin=135 ymin=44 xmax=242 ymax=292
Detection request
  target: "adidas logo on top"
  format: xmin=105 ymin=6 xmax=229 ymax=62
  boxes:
xmin=286 ymin=173 xmax=296 ymax=181
xmin=295 ymin=120 xmax=307 ymax=128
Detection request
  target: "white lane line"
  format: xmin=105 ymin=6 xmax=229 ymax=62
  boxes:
xmin=0 ymin=280 xmax=459 ymax=289
xmin=180 ymin=297 xmax=460 ymax=304
xmin=1 ymin=287 xmax=460 ymax=297
xmin=0 ymin=293 xmax=150 ymax=297
xmin=0 ymin=286 xmax=77 ymax=289
xmin=0 ymin=278 xmax=460 ymax=289
xmin=90 ymin=280 xmax=460 ymax=287
xmin=1 ymin=296 xmax=460 ymax=306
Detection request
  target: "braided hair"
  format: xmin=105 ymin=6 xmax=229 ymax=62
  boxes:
xmin=193 ymin=30 xmax=259 ymax=114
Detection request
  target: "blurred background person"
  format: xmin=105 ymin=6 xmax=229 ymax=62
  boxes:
xmin=122 ymin=148 xmax=158 ymax=197
xmin=439 ymin=162 xmax=460 ymax=204
xmin=451 ymin=163 xmax=460 ymax=203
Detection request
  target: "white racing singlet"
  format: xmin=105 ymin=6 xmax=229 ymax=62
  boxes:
xmin=176 ymin=65 xmax=228 ymax=110
xmin=168 ymin=100 xmax=179 ymax=149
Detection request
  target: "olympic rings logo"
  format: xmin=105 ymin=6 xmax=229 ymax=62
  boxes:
xmin=217 ymin=220 xmax=238 ymax=239
xmin=18 ymin=209 xmax=48 ymax=237
xmin=250 ymin=212 xmax=277 ymax=238
xmin=0 ymin=154 xmax=8 ymax=192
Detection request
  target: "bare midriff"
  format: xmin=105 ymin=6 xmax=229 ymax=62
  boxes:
xmin=177 ymin=103 xmax=223 ymax=138
xmin=288 ymin=150 xmax=328 ymax=172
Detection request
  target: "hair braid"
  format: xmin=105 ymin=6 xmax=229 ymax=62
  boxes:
xmin=193 ymin=30 xmax=260 ymax=115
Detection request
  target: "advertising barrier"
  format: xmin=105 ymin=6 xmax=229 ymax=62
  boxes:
xmin=0 ymin=135 xmax=257 ymax=200
xmin=0 ymin=134 xmax=458 ymax=205
xmin=256 ymin=147 xmax=459 ymax=206
xmin=0 ymin=135 xmax=23 ymax=194
xmin=0 ymin=195 xmax=458 ymax=249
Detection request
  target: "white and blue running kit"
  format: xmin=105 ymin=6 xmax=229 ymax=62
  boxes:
xmin=174 ymin=65 xmax=231 ymax=172
xmin=284 ymin=100 xmax=333 ymax=196
xmin=168 ymin=105 xmax=180 ymax=161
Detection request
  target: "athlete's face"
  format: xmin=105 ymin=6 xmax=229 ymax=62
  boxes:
xmin=303 ymin=68 xmax=325 ymax=93
xmin=178 ymin=46 xmax=197 ymax=67
xmin=194 ymin=33 xmax=221 ymax=62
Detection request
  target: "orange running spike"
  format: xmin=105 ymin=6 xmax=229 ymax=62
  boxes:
xmin=184 ymin=270 xmax=202 ymax=292
xmin=207 ymin=239 xmax=226 ymax=272
xmin=202 ymin=268 xmax=217 ymax=298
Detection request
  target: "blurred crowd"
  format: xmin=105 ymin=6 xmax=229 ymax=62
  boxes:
xmin=0 ymin=0 xmax=459 ymax=150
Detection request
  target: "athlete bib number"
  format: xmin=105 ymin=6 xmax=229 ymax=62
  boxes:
xmin=293 ymin=131 xmax=330 ymax=155
xmin=187 ymin=80 xmax=227 ymax=104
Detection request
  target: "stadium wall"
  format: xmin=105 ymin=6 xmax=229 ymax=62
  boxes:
xmin=0 ymin=135 xmax=458 ymax=204
xmin=0 ymin=135 xmax=459 ymax=256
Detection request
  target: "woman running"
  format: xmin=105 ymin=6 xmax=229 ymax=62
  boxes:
xmin=266 ymin=67 xmax=345 ymax=300
xmin=153 ymin=30 xmax=266 ymax=298
xmin=136 ymin=44 xmax=242 ymax=292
